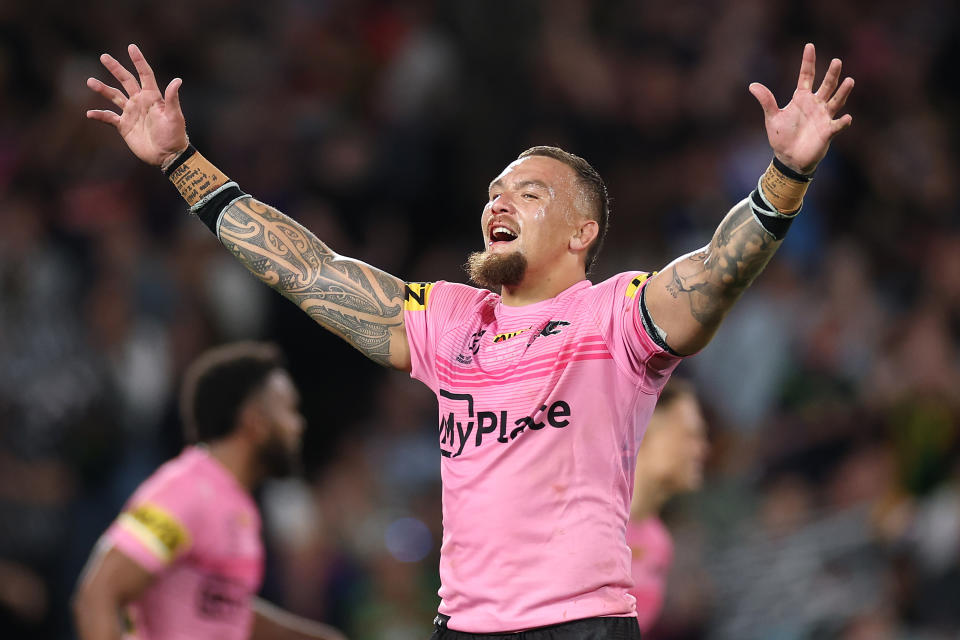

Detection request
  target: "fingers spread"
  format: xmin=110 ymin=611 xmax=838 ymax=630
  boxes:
xmin=797 ymin=43 xmax=816 ymax=92
xmin=87 ymin=77 xmax=127 ymax=108
xmin=164 ymin=77 xmax=183 ymax=115
xmin=816 ymin=58 xmax=841 ymax=99
xmin=827 ymin=77 xmax=855 ymax=115
xmin=86 ymin=109 xmax=121 ymax=127
xmin=748 ymin=82 xmax=779 ymax=119
xmin=100 ymin=53 xmax=140 ymax=97
xmin=128 ymin=44 xmax=160 ymax=93
xmin=830 ymin=113 xmax=853 ymax=136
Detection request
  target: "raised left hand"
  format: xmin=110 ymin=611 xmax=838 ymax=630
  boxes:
xmin=749 ymin=43 xmax=854 ymax=174
xmin=86 ymin=44 xmax=188 ymax=168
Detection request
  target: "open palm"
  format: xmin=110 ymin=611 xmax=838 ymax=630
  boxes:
xmin=86 ymin=44 xmax=188 ymax=168
xmin=749 ymin=43 xmax=854 ymax=174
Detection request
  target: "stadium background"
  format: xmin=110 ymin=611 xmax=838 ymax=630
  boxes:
xmin=2 ymin=0 xmax=959 ymax=638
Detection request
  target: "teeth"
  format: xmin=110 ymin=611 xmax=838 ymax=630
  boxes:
xmin=492 ymin=226 xmax=517 ymax=239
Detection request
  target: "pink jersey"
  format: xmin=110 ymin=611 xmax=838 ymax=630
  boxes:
xmin=104 ymin=446 xmax=264 ymax=640
xmin=403 ymin=272 xmax=681 ymax=632
xmin=626 ymin=516 xmax=674 ymax=632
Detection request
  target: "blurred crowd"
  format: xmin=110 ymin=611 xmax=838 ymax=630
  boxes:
xmin=1 ymin=0 xmax=959 ymax=638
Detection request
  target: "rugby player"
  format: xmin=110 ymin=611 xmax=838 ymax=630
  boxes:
xmin=627 ymin=379 xmax=709 ymax=633
xmin=86 ymin=42 xmax=853 ymax=639
xmin=72 ymin=342 xmax=345 ymax=640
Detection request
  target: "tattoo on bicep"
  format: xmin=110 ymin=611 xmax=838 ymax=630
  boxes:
xmin=670 ymin=202 xmax=780 ymax=325
xmin=217 ymin=197 xmax=404 ymax=366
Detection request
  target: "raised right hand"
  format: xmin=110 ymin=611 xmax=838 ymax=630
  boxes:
xmin=86 ymin=44 xmax=188 ymax=168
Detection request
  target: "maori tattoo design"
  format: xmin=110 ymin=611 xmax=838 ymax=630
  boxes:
xmin=218 ymin=197 xmax=405 ymax=366
xmin=666 ymin=200 xmax=781 ymax=326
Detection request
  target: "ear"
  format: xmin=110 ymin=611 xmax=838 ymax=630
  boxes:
xmin=569 ymin=219 xmax=599 ymax=254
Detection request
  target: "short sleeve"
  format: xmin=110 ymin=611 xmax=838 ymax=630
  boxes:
xmin=104 ymin=476 xmax=196 ymax=574
xmin=403 ymin=281 xmax=488 ymax=392
xmin=591 ymin=272 xmax=683 ymax=393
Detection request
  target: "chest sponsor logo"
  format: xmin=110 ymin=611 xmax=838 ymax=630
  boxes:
xmin=502 ymin=320 xmax=571 ymax=345
xmin=493 ymin=327 xmax=531 ymax=343
xmin=456 ymin=320 xmax=572 ymax=363
xmin=438 ymin=389 xmax=571 ymax=458
xmin=196 ymin=574 xmax=248 ymax=620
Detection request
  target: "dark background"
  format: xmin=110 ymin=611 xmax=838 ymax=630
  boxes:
xmin=1 ymin=0 xmax=959 ymax=638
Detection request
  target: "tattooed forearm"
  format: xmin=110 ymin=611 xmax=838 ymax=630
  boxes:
xmin=668 ymin=199 xmax=781 ymax=326
xmin=217 ymin=197 xmax=405 ymax=367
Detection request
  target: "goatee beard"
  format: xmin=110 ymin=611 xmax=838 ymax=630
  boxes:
xmin=466 ymin=251 xmax=528 ymax=289
xmin=259 ymin=433 xmax=301 ymax=478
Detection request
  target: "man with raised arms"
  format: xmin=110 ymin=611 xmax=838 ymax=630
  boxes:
xmin=86 ymin=42 xmax=853 ymax=639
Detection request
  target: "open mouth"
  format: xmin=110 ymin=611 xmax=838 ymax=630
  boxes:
xmin=489 ymin=225 xmax=519 ymax=247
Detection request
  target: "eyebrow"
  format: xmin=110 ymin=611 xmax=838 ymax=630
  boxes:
xmin=487 ymin=178 xmax=552 ymax=195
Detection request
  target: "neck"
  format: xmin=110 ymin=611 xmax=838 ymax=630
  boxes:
xmin=206 ymin=438 xmax=261 ymax=492
xmin=630 ymin=467 xmax=670 ymax=522
xmin=500 ymin=266 xmax=586 ymax=306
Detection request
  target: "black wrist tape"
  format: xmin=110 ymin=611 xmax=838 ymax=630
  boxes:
xmin=194 ymin=185 xmax=245 ymax=235
xmin=161 ymin=144 xmax=197 ymax=177
xmin=772 ymin=156 xmax=815 ymax=182
xmin=749 ymin=190 xmax=795 ymax=240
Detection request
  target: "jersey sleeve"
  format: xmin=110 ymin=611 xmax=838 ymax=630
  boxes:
xmin=403 ymin=280 xmax=488 ymax=392
xmin=591 ymin=271 xmax=683 ymax=394
xmin=103 ymin=472 xmax=197 ymax=574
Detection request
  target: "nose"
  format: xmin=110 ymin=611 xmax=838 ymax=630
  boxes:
xmin=491 ymin=192 xmax=516 ymax=214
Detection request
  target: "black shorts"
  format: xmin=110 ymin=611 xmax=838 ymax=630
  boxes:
xmin=429 ymin=614 xmax=642 ymax=640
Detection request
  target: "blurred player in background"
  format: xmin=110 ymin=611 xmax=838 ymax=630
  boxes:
xmin=86 ymin=42 xmax=852 ymax=639
xmin=628 ymin=378 xmax=709 ymax=634
xmin=72 ymin=342 xmax=345 ymax=640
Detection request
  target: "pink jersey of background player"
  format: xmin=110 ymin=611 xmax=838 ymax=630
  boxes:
xmin=104 ymin=446 xmax=263 ymax=639
xmin=626 ymin=517 xmax=674 ymax=632
xmin=403 ymin=272 xmax=681 ymax=632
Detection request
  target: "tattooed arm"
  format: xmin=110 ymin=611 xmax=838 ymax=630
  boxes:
xmin=643 ymin=200 xmax=780 ymax=355
xmin=217 ymin=197 xmax=411 ymax=369
xmin=643 ymin=43 xmax=854 ymax=355
xmin=86 ymin=44 xmax=412 ymax=370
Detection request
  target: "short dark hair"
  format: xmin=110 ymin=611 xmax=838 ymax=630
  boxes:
xmin=518 ymin=146 xmax=610 ymax=271
xmin=179 ymin=342 xmax=285 ymax=444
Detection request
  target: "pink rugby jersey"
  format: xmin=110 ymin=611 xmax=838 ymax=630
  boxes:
xmin=403 ymin=272 xmax=682 ymax=632
xmin=103 ymin=446 xmax=264 ymax=640
xmin=626 ymin=516 xmax=674 ymax=633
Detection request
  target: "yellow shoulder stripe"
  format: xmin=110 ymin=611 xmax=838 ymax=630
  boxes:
xmin=118 ymin=503 xmax=191 ymax=564
xmin=625 ymin=272 xmax=655 ymax=299
xmin=404 ymin=282 xmax=434 ymax=311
